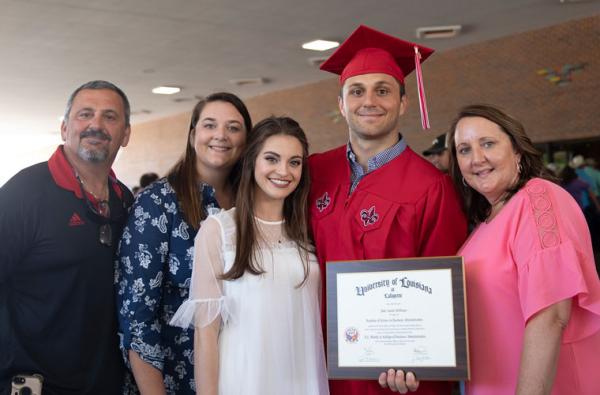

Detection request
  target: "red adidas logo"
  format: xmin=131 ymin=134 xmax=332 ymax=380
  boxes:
xmin=68 ymin=213 xmax=85 ymax=227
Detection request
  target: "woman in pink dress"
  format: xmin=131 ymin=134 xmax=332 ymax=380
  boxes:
xmin=445 ymin=104 xmax=600 ymax=394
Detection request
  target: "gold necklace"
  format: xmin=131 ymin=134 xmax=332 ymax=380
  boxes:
xmin=76 ymin=174 xmax=108 ymax=202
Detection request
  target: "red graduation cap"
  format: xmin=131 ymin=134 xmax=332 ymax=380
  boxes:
xmin=320 ymin=25 xmax=435 ymax=129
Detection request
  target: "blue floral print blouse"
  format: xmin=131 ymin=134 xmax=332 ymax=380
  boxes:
xmin=115 ymin=178 xmax=219 ymax=394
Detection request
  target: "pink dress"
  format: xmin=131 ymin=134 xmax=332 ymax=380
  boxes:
xmin=460 ymin=178 xmax=600 ymax=395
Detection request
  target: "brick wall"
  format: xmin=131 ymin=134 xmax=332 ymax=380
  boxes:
xmin=114 ymin=15 xmax=599 ymax=187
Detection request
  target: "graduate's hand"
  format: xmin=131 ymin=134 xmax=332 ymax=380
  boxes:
xmin=378 ymin=369 xmax=420 ymax=393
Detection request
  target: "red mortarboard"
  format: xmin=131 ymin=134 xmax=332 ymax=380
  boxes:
xmin=320 ymin=25 xmax=435 ymax=129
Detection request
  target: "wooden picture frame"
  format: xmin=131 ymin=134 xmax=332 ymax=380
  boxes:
xmin=326 ymin=256 xmax=469 ymax=381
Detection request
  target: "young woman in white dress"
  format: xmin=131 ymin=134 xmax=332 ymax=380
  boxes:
xmin=170 ymin=116 xmax=329 ymax=395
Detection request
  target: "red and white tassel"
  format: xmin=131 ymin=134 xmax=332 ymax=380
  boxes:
xmin=414 ymin=46 xmax=430 ymax=130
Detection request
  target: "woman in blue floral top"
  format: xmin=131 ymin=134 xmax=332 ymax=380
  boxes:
xmin=116 ymin=92 xmax=252 ymax=394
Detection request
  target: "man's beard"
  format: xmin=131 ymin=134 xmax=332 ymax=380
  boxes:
xmin=77 ymin=128 xmax=111 ymax=163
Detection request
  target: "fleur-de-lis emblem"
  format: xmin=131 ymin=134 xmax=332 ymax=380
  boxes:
xmin=360 ymin=206 xmax=379 ymax=227
xmin=316 ymin=192 xmax=331 ymax=212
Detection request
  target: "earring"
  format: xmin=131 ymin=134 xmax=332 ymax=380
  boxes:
xmin=517 ymin=162 xmax=522 ymax=175
xmin=462 ymin=177 xmax=468 ymax=187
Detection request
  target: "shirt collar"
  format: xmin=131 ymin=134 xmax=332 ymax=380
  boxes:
xmin=48 ymin=145 xmax=123 ymax=201
xmin=346 ymin=134 xmax=407 ymax=174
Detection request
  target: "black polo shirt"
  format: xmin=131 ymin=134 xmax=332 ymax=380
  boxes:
xmin=0 ymin=146 xmax=132 ymax=395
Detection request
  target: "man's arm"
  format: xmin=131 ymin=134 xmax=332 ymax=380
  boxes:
xmin=379 ymin=369 xmax=420 ymax=393
xmin=418 ymin=176 xmax=467 ymax=256
xmin=0 ymin=173 xmax=33 ymax=285
xmin=0 ymin=171 xmax=37 ymax=383
xmin=379 ymin=176 xmax=464 ymax=394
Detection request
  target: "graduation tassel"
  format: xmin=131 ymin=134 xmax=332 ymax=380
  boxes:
xmin=414 ymin=46 xmax=430 ymax=130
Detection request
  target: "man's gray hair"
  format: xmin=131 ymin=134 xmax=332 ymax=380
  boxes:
xmin=64 ymin=80 xmax=131 ymax=126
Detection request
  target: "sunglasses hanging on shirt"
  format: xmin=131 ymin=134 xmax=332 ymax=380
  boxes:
xmin=75 ymin=175 xmax=113 ymax=247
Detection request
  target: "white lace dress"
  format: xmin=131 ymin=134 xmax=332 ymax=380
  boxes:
xmin=170 ymin=208 xmax=329 ymax=395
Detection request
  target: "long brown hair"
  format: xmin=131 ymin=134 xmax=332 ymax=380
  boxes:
xmin=447 ymin=104 xmax=555 ymax=225
xmin=166 ymin=92 xmax=252 ymax=230
xmin=221 ymin=116 xmax=313 ymax=286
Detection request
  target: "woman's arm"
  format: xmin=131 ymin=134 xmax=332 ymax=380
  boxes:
xmin=195 ymin=317 xmax=221 ymax=395
xmin=516 ymin=298 xmax=571 ymax=395
xmin=115 ymin=185 xmax=173 ymax=393
xmin=177 ymin=216 xmax=227 ymax=395
xmin=129 ymin=350 xmax=167 ymax=395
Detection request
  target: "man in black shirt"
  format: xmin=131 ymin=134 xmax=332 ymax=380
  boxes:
xmin=422 ymin=132 xmax=450 ymax=174
xmin=0 ymin=80 xmax=133 ymax=394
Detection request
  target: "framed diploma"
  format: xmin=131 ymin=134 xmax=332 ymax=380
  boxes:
xmin=326 ymin=257 xmax=469 ymax=381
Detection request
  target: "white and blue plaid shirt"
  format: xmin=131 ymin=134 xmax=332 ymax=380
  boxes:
xmin=346 ymin=134 xmax=407 ymax=193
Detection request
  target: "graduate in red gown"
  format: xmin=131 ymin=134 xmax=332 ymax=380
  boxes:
xmin=309 ymin=25 xmax=468 ymax=395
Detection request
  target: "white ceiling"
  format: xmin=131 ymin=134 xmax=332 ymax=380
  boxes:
xmin=1 ymin=0 xmax=599 ymax=183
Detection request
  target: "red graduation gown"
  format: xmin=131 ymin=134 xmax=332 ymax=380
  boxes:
xmin=309 ymin=145 xmax=467 ymax=395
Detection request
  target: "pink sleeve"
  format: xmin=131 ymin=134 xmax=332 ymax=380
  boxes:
xmin=513 ymin=180 xmax=600 ymax=343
